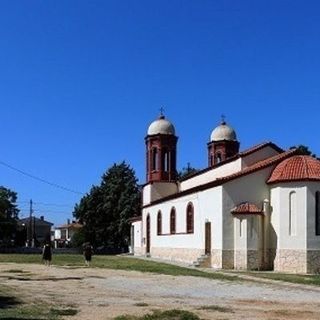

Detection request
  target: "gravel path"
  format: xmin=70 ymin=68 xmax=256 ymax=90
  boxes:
xmin=1 ymin=263 xmax=320 ymax=319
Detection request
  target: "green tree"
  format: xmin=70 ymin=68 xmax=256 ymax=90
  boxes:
xmin=290 ymin=145 xmax=317 ymax=158
xmin=73 ymin=162 xmax=141 ymax=249
xmin=0 ymin=186 xmax=20 ymax=242
xmin=178 ymin=163 xmax=199 ymax=181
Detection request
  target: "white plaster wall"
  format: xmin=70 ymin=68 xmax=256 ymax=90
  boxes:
xmin=180 ymin=159 xmax=242 ymax=191
xmin=54 ymin=229 xmax=61 ymax=240
xmin=234 ymin=217 xmax=247 ymax=250
xmin=270 ymin=183 xmax=307 ymax=250
xmin=234 ymin=216 xmax=262 ymax=251
xmin=132 ymin=220 xmax=142 ymax=248
xmin=241 ymin=145 xmax=280 ymax=169
xmin=142 ymin=186 xmax=223 ymax=251
xmin=143 ymin=182 xmax=178 ymax=206
xmin=222 ymin=167 xmax=272 ymax=250
xmin=306 ymin=182 xmax=320 ymax=249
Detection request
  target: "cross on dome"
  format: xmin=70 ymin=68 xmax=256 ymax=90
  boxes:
xmin=159 ymin=106 xmax=165 ymax=119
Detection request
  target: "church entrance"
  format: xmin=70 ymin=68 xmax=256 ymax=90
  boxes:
xmin=205 ymin=222 xmax=211 ymax=255
xmin=146 ymin=215 xmax=150 ymax=254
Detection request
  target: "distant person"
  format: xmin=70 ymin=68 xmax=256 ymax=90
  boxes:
xmin=42 ymin=243 xmax=52 ymax=266
xmin=83 ymin=243 xmax=93 ymax=266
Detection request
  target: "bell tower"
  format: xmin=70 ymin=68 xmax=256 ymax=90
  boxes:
xmin=208 ymin=119 xmax=239 ymax=167
xmin=146 ymin=113 xmax=178 ymax=183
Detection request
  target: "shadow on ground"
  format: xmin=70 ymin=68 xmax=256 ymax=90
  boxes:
xmin=0 ymin=275 xmax=83 ymax=281
xmin=0 ymin=295 xmax=21 ymax=309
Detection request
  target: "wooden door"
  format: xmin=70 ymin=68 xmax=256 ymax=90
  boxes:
xmin=146 ymin=215 xmax=150 ymax=254
xmin=205 ymin=222 xmax=211 ymax=255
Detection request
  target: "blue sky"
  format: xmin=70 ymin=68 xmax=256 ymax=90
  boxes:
xmin=0 ymin=1 xmax=319 ymax=225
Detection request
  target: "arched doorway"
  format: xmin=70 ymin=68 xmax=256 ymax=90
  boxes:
xmin=146 ymin=215 xmax=150 ymax=254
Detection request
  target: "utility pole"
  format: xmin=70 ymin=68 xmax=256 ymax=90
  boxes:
xmin=29 ymin=199 xmax=33 ymax=247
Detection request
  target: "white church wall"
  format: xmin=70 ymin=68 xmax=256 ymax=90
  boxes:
xmin=223 ymin=168 xmax=271 ymax=248
xmin=271 ymin=183 xmax=308 ymax=273
xmin=306 ymin=182 xmax=320 ymax=248
xmin=222 ymin=168 xmax=271 ymax=269
xmin=234 ymin=217 xmax=247 ymax=269
xmin=271 ymin=183 xmax=307 ymax=249
xmin=241 ymin=145 xmax=280 ymax=169
xmin=132 ymin=220 xmax=143 ymax=255
xmin=234 ymin=215 xmax=263 ymax=270
xmin=142 ymin=182 xmax=178 ymax=206
xmin=305 ymin=182 xmax=320 ymax=273
xmin=180 ymin=158 xmax=242 ymax=192
xmin=141 ymin=186 xmax=223 ymax=264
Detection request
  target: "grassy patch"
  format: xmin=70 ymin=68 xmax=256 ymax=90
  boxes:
xmin=50 ymin=307 xmax=78 ymax=316
xmin=0 ymin=283 xmax=76 ymax=319
xmin=243 ymin=271 xmax=320 ymax=286
xmin=0 ymin=254 xmax=238 ymax=282
xmin=198 ymin=305 xmax=233 ymax=313
xmin=115 ymin=309 xmax=200 ymax=320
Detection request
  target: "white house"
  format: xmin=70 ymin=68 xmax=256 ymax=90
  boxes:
xmin=131 ymin=114 xmax=320 ymax=274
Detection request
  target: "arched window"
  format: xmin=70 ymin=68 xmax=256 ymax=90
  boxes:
xmin=157 ymin=211 xmax=162 ymax=235
xmin=152 ymin=148 xmax=158 ymax=171
xmin=289 ymin=191 xmax=297 ymax=236
xmin=162 ymin=149 xmax=169 ymax=172
xmin=146 ymin=214 xmax=151 ymax=253
xmin=216 ymin=153 xmax=222 ymax=163
xmin=186 ymin=202 xmax=194 ymax=233
xmin=170 ymin=207 xmax=176 ymax=234
xmin=316 ymin=191 xmax=320 ymax=235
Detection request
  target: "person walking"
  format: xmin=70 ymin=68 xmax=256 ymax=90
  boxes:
xmin=42 ymin=242 xmax=52 ymax=266
xmin=83 ymin=243 xmax=93 ymax=266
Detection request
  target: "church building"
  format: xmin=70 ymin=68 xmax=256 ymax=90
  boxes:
xmin=130 ymin=114 xmax=320 ymax=273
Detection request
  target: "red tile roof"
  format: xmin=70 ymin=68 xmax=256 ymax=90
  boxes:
xmin=268 ymin=155 xmax=320 ymax=184
xmin=231 ymin=202 xmax=262 ymax=214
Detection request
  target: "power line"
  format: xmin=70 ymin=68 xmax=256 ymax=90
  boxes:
xmin=0 ymin=160 xmax=84 ymax=195
xmin=17 ymin=201 xmax=74 ymax=208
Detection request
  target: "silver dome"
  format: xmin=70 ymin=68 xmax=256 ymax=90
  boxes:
xmin=210 ymin=121 xmax=237 ymax=142
xmin=147 ymin=116 xmax=175 ymax=135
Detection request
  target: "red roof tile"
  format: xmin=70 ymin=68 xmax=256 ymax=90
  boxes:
xmin=231 ymin=202 xmax=262 ymax=214
xmin=268 ymin=155 xmax=320 ymax=184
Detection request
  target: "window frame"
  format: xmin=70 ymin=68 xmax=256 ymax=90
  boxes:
xmin=186 ymin=202 xmax=194 ymax=234
xmin=157 ymin=210 xmax=162 ymax=235
xmin=170 ymin=207 xmax=176 ymax=234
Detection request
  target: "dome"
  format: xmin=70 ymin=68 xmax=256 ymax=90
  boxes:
xmin=147 ymin=115 xmax=175 ymax=136
xmin=268 ymin=155 xmax=320 ymax=184
xmin=210 ymin=121 xmax=237 ymax=142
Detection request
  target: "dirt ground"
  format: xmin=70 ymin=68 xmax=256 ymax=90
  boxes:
xmin=1 ymin=263 xmax=320 ymax=320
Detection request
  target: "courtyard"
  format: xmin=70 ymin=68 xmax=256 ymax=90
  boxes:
xmin=0 ymin=256 xmax=320 ymax=319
